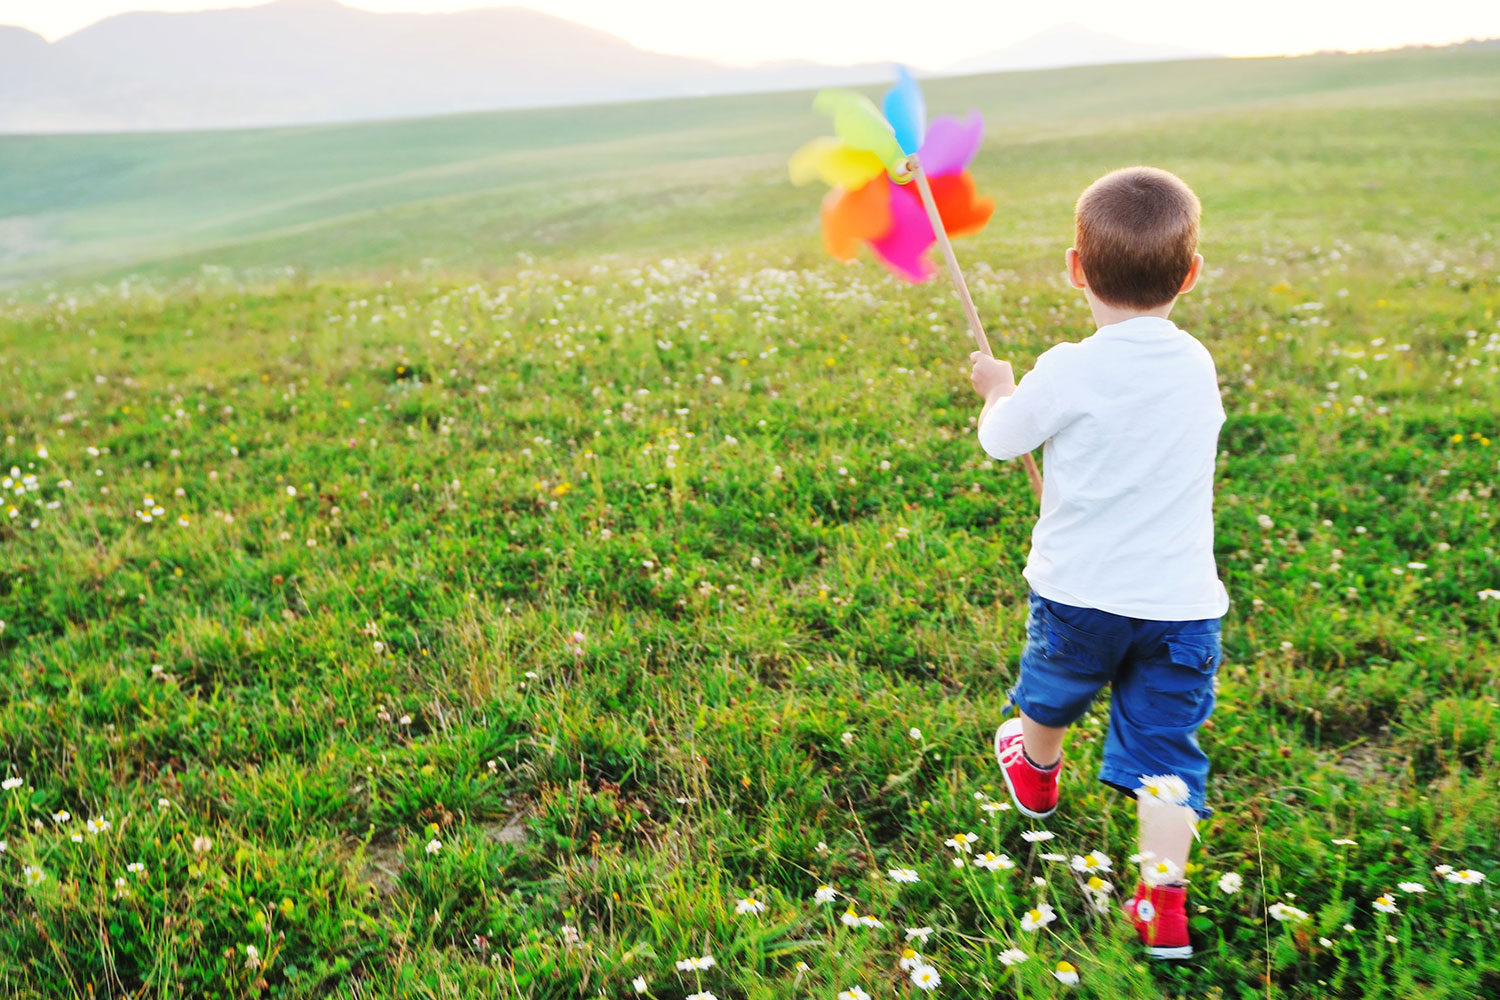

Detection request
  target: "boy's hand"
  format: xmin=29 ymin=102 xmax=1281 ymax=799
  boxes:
xmin=969 ymin=352 xmax=1016 ymax=401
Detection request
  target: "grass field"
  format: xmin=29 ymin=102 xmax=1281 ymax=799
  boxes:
xmin=2 ymin=43 xmax=1500 ymax=1000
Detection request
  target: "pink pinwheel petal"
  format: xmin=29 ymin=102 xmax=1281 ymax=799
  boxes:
xmin=870 ymin=183 xmax=936 ymax=282
xmin=919 ymin=111 xmax=984 ymax=177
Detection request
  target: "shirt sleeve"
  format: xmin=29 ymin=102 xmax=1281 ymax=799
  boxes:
xmin=976 ymin=345 xmax=1075 ymax=460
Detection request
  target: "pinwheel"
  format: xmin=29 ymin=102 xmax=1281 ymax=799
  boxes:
xmin=789 ymin=68 xmax=1042 ymax=497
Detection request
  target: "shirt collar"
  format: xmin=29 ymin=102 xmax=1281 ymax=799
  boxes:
xmin=1093 ymin=315 xmax=1182 ymax=339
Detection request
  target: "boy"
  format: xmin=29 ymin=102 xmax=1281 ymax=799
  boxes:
xmin=969 ymin=166 xmax=1228 ymax=960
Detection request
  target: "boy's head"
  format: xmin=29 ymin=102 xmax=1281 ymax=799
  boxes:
xmin=1068 ymin=166 xmax=1201 ymax=312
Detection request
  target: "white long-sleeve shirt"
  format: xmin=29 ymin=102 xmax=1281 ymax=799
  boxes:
xmin=978 ymin=315 xmax=1230 ymax=621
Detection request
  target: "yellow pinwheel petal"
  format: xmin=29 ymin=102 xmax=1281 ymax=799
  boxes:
xmin=788 ymin=137 xmax=886 ymax=189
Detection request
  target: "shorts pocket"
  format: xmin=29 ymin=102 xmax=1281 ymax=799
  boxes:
xmin=1143 ymin=631 xmax=1221 ymax=728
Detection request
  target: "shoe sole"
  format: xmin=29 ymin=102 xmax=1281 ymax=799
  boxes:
xmin=994 ymin=724 xmax=1056 ymax=820
xmin=1145 ymin=945 xmax=1193 ymax=960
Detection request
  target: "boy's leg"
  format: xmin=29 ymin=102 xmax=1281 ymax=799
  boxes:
xmin=1137 ymin=796 xmax=1197 ymax=879
xmin=1019 ymin=713 xmax=1066 ymax=768
xmin=1106 ymin=618 xmax=1222 ymax=960
xmin=999 ymin=593 xmax=1128 ymax=815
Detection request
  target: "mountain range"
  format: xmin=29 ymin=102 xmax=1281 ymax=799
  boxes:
xmin=0 ymin=2 xmax=1219 ymax=133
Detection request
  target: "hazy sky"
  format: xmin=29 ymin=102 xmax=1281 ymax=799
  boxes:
xmin=9 ymin=0 xmax=1499 ymax=67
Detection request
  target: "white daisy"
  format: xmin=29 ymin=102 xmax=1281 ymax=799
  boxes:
xmin=1397 ymin=882 xmax=1427 ymax=894
xmin=837 ymin=989 xmax=869 ymax=1000
xmin=974 ymin=852 xmax=1014 ymax=871
xmin=1020 ymin=902 xmax=1057 ymax=932
xmin=1020 ymin=830 xmax=1055 ymax=843
xmin=1373 ymin=894 xmax=1398 ymax=914
xmin=814 ymin=884 xmax=838 ymax=904
xmin=1142 ymin=858 xmax=1181 ymax=885
xmin=1070 ymin=851 xmax=1112 ymax=874
xmin=1218 ymin=872 xmax=1243 ymax=894
xmin=898 ymin=947 xmax=924 ymax=970
xmin=1136 ymin=775 xmax=1191 ymax=807
xmin=1447 ymin=869 xmax=1486 ymax=885
xmin=735 ymin=896 xmax=766 ymax=915
xmin=904 ymin=927 xmax=933 ymax=942
xmin=1053 ymin=960 xmax=1080 ymax=986
xmin=943 ymin=832 xmax=978 ymax=853
xmin=888 ymin=868 xmax=920 ymax=883
xmin=910 ymin=965 xmax=941 ymax=990
xmin=998 ymin=948 xmax=1028 ymax=966
xmin=1268 ymin=902 xmax=1310 ymax=923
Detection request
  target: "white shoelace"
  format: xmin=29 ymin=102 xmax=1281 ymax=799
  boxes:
xmin=997 ymin=740 xmax=1026 ymax=769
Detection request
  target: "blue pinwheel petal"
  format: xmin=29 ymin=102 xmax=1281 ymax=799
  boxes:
xmin=882 ymin=65 xmax=926 ymax=156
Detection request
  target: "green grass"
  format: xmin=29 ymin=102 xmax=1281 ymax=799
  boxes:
xmin=1 ymin=43 xmax=1499 ymax=1000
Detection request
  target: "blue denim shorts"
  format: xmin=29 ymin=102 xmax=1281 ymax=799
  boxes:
xmin=1005 ymin=591 xmax=1222 ymax=818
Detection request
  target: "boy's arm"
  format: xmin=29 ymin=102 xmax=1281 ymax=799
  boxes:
xmin=970 ymin=350 xmax=1065 ymax=461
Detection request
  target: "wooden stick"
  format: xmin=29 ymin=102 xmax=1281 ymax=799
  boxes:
xmin=906 ymin=154 xmax=1043 ymax=500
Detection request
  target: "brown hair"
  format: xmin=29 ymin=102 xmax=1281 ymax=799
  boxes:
xmin=1075 ymin=166 xmax=1200 ymax=310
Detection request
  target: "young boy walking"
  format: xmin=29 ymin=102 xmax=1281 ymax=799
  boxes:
xmin=969 ymin=166 xmax=1228 ymax=960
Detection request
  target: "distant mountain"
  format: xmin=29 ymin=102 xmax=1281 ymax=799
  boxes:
xmin=948 ymin=23 xmax=1216 ymax=74
xmin=0 ymin=0 xmax=892 ymax=133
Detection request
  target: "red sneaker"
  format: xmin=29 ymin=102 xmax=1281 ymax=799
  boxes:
xmin=1122 ymin=881 xmax=1193 ymax=960
xmin=993 ymin=718 xmax=1060 ymax=819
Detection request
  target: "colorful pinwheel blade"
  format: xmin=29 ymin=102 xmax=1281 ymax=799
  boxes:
xmin=870 ymin=183 xmax=936 ymax=282
xmin=882 ymin=66 xmax=925 ymax=156
xmin=789 ymin=137 xmax=888 ymax=190
xmin=812 ymin=89 xmax=906 ymax=173
xmin=821 ymin=176 xmax=893 ymax=261
xmin=927 ymin=172 xmax=994 ymax=239
xmin=918 ymin=111 xmax=984 ymax=177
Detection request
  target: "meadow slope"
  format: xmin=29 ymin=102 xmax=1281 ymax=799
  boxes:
xmin=1 ymin=44 xmax=1499 ymax=1000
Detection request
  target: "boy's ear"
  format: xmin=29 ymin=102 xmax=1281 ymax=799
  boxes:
xmin=1178 ymin=253 xmax=1204 ymax=295
xmin=1064 ymin=248 xmax=1087 ymax=290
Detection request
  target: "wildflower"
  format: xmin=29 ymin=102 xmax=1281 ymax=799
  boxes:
xmin=1020 ymin=903 xmax=1057 ymax=931
xmin=840 ymin=908 xmax=860 ymax=927
xmin=113 ymin=876 xmax=129 ymax=899
xmin=23 ymin=866 xmax=45 ymax=886
xmin=858 ymin=913 xmax=884 ymax=928
xmin=633 ymin=977 xmax=647 ymax=993
xmin=1071 ymin=851 xmax=1112 ymax=874
xmin=244 ymin=945 xmax=261 ymax=970
xmin=1020 ymin=830 xmax=1055 ymax=843
xmin=686 ymin=993 xmax=718 ymax=1000
xmin=1136 ymin=775 xmax=1191 ymax=807
xmin=86 ymin=817 xmax=111 ymax=836
xmin=1478 ymin=589 xmax=1500 ymax=601
xmin=675 ymin=955 xmax=715 ymax=971
xmin=425 ymin=839 xmax=442 ymax=855
xmin=127 ymin=862 xmax=145 ymax=874
xmin=904 ymin=927 xmax=933 ymax=942
xmin=841 ymin=732 xmax=854 ymax=745
xmin=52 ymin=810 xmax=71 ymax=825
xmin=1142 ymin=858 xmax=1181 ymax=885
xmin=910 ymin=965 xmax=941 ymax=990
xmin=815 ymin=884 xmax=838 ymax=904
xmin=1373 ymin=894 xmax=1398 ymax=914
xmin=1053 ymin=960 xmax=1080 ymax=985
xmin=1446 ymin=869 xmax=1486 ymax=885
xmin=735 ymin=896 xmax=766 ymax=915
xmin=908 ymin=727 xmax=922 ymax=741
xmin=1434 ymin=864 xmax=1454 ymax=876
xmin=944 ymin=832 xmax=978 ymax=853
xmin=1218 ymin=873 xmax=1244 ymax=894
xmin=1041 ymin=853 xmax=1067 ymax=863
xmin=816 ymin=841 xmax=829 ymax=854
xmin=192 ymin=835 xmax=212 ymax=854
xmin=1268 ymin=902 xmax=1310 ymax=923
xmin=888 ymin=868 xmax=920 ymax=883
xmin=980 ymin=799 xmax=1011 ymax=814
xmin=1319 ymin=937 xmax=1334 ymax=947
xmin=1385 ymin=934 xmax=1398 ymax=944
xmin=837 ymin=989 xmax=869 ymax=1000
xmin=1397 ymin=882 xmax=1427 ymax=894
xmin=1331 ymin=838 xmax=1358 ymax=846
xmin=974 ymin=852 xmax=1014 ymax=871
xmin=998 ymin=948 xmax=1028 ymax=966
xmin=898 ymin=947 xmax=924 ymax=970
xmin=1085 ymin=875 xmax=1113 ymax=896
xmin=794 ymin=961 xmax=808 ymax=972
xmin=2 ymin=777 xmax=23 ymax=791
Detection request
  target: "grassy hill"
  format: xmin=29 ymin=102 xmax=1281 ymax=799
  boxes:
xmin=2 ymin=43 xmax=1499 ymax=289
xmin=0 ymin=42 xmax=1498 ymax=1000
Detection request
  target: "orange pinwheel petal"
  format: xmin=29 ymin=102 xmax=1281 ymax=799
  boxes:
xmin=821 ymin=176 xmax=892 ymax=261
